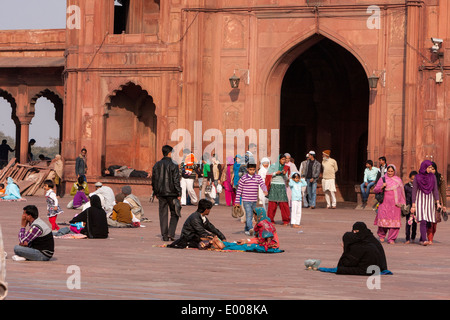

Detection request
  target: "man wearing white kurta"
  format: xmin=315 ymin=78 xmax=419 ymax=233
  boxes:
xmin=321 ymin=150 xmax=338 ymax=209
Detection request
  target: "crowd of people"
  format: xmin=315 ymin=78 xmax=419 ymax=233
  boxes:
xmin=359 ymin=156 xmax=447 ymax=246
xmin=175 ymin=146 xmax=340 ymax=236
xmin=3 ymin=143 xmax=448 ymax=279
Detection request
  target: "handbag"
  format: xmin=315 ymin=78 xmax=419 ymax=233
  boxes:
xmin=375 ymin=177 xmax=386 ymax=204
xmin=232 ymin=205 xmax=244 ymax=218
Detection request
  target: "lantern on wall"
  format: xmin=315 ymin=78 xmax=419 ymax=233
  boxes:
xmin=368 ymin=74 xmax=379 ymax=89
xmin=229 ymin=73 xmax=241 ymax=89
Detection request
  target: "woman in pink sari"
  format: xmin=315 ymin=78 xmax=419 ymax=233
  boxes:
xmin=373 ymin=164 xmax=406 ymax=244
xmin=221 ymin=156 xmax=236 ymax=206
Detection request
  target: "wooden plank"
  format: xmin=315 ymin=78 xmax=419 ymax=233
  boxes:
xmin=0 ymin=158 xmax=17 ymax=182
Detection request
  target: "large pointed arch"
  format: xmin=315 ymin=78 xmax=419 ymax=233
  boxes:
xmin=260 ymin=32 xmax=371 ymax=201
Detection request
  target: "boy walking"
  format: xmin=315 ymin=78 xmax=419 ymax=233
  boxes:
xmin=234 ymin=163 xmax=268 ymax=235
xmin=404 ymin=171 xmax=418 ymax=244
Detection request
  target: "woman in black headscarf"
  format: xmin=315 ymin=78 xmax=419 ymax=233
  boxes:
xmin=336 ymin=231 xmax=384 ymax=276
xmin=69 ymin=195 xmax=108 ymax=239
xmin=352 ymin=221 xmax=387 ymax=271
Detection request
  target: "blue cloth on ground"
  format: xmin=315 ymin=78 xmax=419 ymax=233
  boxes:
xmin=317 ymin=267 xmax=393 ymax=275
xmin=223 ymin=242 xmax=284 ymax=253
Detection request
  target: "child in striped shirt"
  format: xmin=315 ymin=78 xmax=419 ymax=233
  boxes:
xmin=234 ymin=163 xmax=268 ymax=235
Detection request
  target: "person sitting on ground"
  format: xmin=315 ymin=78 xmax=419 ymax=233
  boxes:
xmin=0 ymin=177 xmax=22 ymax=200
xmin=107 ymin=193 xmax=134 ymax=228
xmin=351 ymin=221 xmax=387 ymax=271
xmin=335 ymin=231 xmax=384 ymax=275
xmin=102 ymin=165 xmax=151 ymax=178
xmin=0 ymin=183 xmax=5 ymax=195
xmin=12 ymin=205 xmax=54 ymax=261
xmin=69 ymin=195 xmax=108 ymax=239
xmin=67 ymin=177 xmax=90 ymax=209
xmin=72 ymin=185 xmax=89 ymax=210
xmin=121 ymin=185 xmax=149 ymax=222
xmin=82 ymin=182 xmax=116 ymax=217
xmin=168 ymin=199 xmax=226 ymax=249
xmin=70 ymin=176 xmax=90 ymax=197
xmin=233 ymin=207 xmax=280 ymax=251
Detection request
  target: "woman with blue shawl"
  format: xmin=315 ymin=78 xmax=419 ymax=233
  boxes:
xmin=232 ymin=155 xmax=243 ymax=189
xmin=0 ymin=177 xmax=22 ymax=200
xmin=224 ymin=208 xmax=283 ymax=253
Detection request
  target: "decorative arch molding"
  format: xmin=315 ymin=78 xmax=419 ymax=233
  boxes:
xmin=29 ymin=89 xmax=64 ymax=126
xmin=0 ymin=88 xmax=18 ymax=115
xmin=258 ymin=27 xmax=373 ymax=131
xmin=259 ymin=27 xmax=372 ymax=98
xmin=104 ymin=80 xmax=159 ymax=117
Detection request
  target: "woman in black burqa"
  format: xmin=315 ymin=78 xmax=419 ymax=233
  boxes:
xmin=335 ymin=222 xmax=387 ymax=275
xmin=69 ymin=194 xmax=109 ymax=239
xmin=351 ymin=221 xmax=387 ymax=271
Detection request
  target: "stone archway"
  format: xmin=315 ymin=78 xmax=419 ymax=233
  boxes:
xmin=30 ymin=89 xmax=64 ymax=154
xmin=0 ymin=89 xmax=19 ymax=160
xmin=263 ymin=34 xmax=370 ymax=201
xmin=104 ymin=82 xmax=157 ymax=172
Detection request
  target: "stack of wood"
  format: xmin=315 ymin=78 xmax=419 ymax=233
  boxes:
xmin=0 ymin=158 xmax=55 ymax=196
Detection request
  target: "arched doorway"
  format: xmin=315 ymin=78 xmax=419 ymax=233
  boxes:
xmin=279 ymin=36 xmax=370 ymax=200
xmin=104 ymin=82 xmax=157 ymax=173
xmin=29 ymin=90 xmax=64 ymax=159
xmin=0 ymin=89 xmax=19 ymax=165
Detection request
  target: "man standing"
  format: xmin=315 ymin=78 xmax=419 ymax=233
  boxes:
xmin=0 ymin=139 xmax=14 ymax=169
xmin=378 ymin=156 xmax=387 ymax=178
xmin=180 ymin=149 xmax=198 ymax=206
xmin=152 ymin=145 xmax=182 ymax=241
xmin=75 ymin=148 xmax=88 ymax=181
xmin=300 ymin=151 xmax=321 ymax=209
xmin=321 ymin=150 xmax=338 ymax=209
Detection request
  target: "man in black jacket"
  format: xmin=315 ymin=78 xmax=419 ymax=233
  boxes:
xmin=152 ymin=145 xmax=182 ymax=241
xmin=168 ymin=199 xmax=227 ymax=248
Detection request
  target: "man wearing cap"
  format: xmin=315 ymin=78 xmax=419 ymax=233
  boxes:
xmin=300 ymin=151 xmax=321 ymax=209
xmin=121 ymin=185 xmax=149 ymax=222
xmin=85 ymin=182 xmax=116 ymax=216
xmin=321 ymin=150 xmax=338 ymax=209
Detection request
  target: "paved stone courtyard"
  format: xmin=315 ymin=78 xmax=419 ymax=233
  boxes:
xmin=1 ymin=195 xmax=449 ymax=302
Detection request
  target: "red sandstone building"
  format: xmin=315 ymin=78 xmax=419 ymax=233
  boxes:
xmin=0 ymin=0 xmax=448 ymax=200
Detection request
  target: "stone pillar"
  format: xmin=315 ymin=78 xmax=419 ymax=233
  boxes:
xmin=402 ymin=1 xmax=423 ymax=177
xmin=17 ymin=117 xmax=32 ymax=164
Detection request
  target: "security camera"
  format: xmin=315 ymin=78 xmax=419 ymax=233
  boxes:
xmin=431 ymin=38 xmax=443 ymax=53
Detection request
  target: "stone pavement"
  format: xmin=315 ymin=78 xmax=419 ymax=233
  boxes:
xmin=0 ymin=195 xmax=449 ymax=301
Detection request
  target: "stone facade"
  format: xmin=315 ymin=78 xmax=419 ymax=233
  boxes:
xmin=0 ymin=0 xmax=448 ymax=199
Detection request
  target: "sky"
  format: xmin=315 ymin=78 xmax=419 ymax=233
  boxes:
xmin=0 ymin=0 xmax=67 ymax=147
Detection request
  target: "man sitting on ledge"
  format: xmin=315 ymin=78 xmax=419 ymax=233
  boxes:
xmin=103 ymin=165 xmax=151 ymax=178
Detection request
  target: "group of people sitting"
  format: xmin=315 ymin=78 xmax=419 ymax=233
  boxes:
xmin=9 ymin=180 xmax=150 ymax=261
xmin=0 ymin=177 xmax=22 ymax=201
xmin=167 ymin=199 xmax=282 ymax=253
